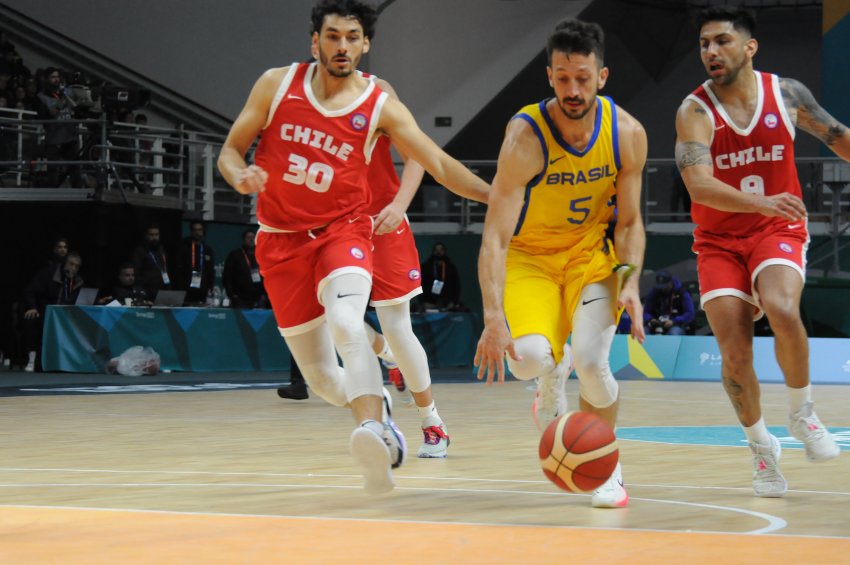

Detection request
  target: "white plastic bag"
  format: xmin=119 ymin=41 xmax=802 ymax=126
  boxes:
xmin=107 ymin=346 xmax=161 ymax=376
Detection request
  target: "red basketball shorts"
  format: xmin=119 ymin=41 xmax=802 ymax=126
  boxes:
xmin=694 ymin=222 xmax=808 ymax=316
xmin=256 ymin=214 xmax=374 ymax=335
xmin=370 ymin=216 xmax=423 ymax=306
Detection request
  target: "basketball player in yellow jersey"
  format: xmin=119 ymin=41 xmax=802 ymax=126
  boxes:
xmin=475 ymin=19 xmax=647 ymax=508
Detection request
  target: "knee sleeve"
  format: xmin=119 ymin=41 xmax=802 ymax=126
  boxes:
xmin=572 ymin=280 xmax=619 ymax=408
xmin=301 ymin=363 xmax=348 ymax=407
xmin=321 ymin=274 xmax=382 ymax=401
xmin=572 ymin=318 xmax=618 ymax=408
xmin=506 ymin=334 xmax=557 ymax=381
xmin=376 ymin=303 xmax=432 ymax=393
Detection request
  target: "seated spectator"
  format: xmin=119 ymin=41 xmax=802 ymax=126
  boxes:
xmin=223 ymin=229 xmax=266 ymax=309
xmin=420 ymin=242 xmax=461 ymax=311
xmin=131 ymin=224 xmax=172 ymax=299
xmin=643 ymin=270 xmax=695 ymax=336
xmin=97 ymin=263 xmax=151 ymax=306
xmin=22 ymin=251 xmax=84 ymax=371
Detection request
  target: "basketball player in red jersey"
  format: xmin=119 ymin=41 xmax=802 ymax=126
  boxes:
xmin=676 ymin=6 xmax=849 ymax=497
xmin=218 ymin=0 xmax=488 ymax=494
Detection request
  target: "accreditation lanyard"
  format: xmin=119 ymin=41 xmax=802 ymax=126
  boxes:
xmin=243 ymin=248 xmax=261 ymax=283
xmin=431 ymin=260 xmax=445 ymax=295
xmin=190 ymin=242 xmax=204 ymax=288
xmin=150 ymin=251 xmax=170 ymax=285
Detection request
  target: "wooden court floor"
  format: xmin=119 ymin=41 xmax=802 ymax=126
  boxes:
xmin=1 ymin=378 xmax=848 ymax=564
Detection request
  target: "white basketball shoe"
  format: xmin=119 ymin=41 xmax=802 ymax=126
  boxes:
xmin=532 ymin=344 xmax=572 ymax=432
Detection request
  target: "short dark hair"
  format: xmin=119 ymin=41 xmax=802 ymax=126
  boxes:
xmin=118 ymin=262 xmax=135 ymax=272
xmin=696 ymin=6 xmax=756 ymax=37
xmin=311 ymin=0 xmax=377 ymax=40
xmin=547 ymin=19 xmax=605 ymax=66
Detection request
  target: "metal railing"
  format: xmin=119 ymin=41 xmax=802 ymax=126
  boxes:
xmin=0 ymin=109 xmax=255 ymax=222
xmin=0 ymin=109 xmax=846 ymax=273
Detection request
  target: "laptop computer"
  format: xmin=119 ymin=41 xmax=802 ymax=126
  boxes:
xmin=75 ymin=287 xmax=100 ymax=306
xmin=153 ymin=289 xmax=187 ymax=307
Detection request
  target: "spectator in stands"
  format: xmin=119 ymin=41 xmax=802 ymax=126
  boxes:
xmin=36 ymin=67 xmax=82 ymax=188
xmin=131 ymin=224 xmax=172 ymax=299
xmin=643 ymin=270 xmax=695 ymax=336
xmin=97 ymin=263 xmax=150 ymax=306
xmin=22 ymin=251 xmax=83 ymax=372
xmin=178 ymin=220 xmax=215 ymax=306
xmin=46 ymin=236 xmax=70 ymax=271
xmin=223 ymin=229 xmax=266 ymax=309
xmin=420 ymin=242 xmax=462 ymax=311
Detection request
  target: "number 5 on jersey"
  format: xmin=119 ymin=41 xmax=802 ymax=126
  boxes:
xmin=283 ymin=153 xmax=334 ymax=193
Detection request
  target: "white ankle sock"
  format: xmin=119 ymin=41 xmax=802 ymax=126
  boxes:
xmin=787 ymin=384 xmax=811 ymax=415
xmin=416 ymin=402 xmax=441 ymax=427
xmin=743 ymin=417 xmax=771 ymax=445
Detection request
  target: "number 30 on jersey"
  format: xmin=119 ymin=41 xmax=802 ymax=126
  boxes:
xmin=283 ymin=153 xmax=334 ymax=193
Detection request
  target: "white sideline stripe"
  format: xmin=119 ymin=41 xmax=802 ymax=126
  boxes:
xmin=0 ymin=487 xmax=789 ymax=536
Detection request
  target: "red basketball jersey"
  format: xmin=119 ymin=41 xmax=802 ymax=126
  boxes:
xmin=357 ymin=72 xmax=401 ymax=215
xmin=687 ymin=71 xmax=801 ymax=237
xmin=365 ymin=134 xmax=401 ymax=215
xmin=254 ymin=62 xmax=388 ymax=231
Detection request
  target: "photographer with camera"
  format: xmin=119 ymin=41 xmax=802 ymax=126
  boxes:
xmin=643 ymin=270 xmax=695 ymax=336
xmin=36 ymin=67 xmax=82 ymax=188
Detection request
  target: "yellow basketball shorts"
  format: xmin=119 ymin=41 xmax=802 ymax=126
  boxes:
xmin=504 ymin=242 xmax=619 ymax=364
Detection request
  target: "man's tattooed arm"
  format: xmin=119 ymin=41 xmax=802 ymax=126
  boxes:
xmin=780 ymin=77 xmax=847 ymax=146
xmin=675 ymin=141 xmax=712 ymax=171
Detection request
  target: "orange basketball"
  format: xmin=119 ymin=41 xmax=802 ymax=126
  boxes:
xmin=538 ymin=411 xmax=619 ymax=493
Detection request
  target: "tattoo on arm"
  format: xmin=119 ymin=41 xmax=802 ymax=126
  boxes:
xmin=675 ymin=141 xmax=712 ymax=171
xmin=722 ymin=375 xmax=745 ymax=419
xmin=780 ymin=78 xmax=847 ymax=146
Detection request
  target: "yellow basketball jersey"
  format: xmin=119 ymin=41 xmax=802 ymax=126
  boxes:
xmin=510 ymin=96 xmax=620 ymax=254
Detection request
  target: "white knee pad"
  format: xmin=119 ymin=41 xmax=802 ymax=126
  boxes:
xmin=506 ymin=334 xmax=557 ymax=381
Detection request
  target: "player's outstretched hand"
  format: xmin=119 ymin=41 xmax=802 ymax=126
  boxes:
xmin=618 ymin=285 xmax=645 ymax=344
xmin=474 ymin=323 xmax=520 ymax=385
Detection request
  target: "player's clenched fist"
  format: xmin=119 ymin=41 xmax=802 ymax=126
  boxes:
xmin=235 ymin=165 xmax=268 ymax=194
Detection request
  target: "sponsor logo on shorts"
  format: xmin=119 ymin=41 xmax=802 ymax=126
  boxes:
xmin=350 ymin=112 xmax=368 ymax=131
xmin=779 ymin=242 xmax=793 ymax=254
xmin=350 ymin=247 xmax=365 ymax=260
xmin=764 ymin=113 xmax=778 ymax=129
xmin=408 ymin=269 xmax=421 ymax=280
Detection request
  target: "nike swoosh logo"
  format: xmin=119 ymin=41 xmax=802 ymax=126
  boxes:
xmin=348 ymin=216 xmax=360 ymax=223
xmin=581 ymin=297 xmax=607 ymax=306
xmin=287 ymin=94 xmax=303 ymax=100
xmin=714 ymin=124 xmax=726 ymax=130
xmin=396 ymin=228 xmax=406 ymax=235
xmin=787 ymin=223 xmax=801 ymax=229
xmin=549 ymin=155 xmax=566 ymax=165
xmin=336 ymin=293 xmax=361 ymax=299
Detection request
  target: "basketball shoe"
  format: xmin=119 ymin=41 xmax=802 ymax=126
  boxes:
xmin=591 ymin=462 xmax=629 ymax=508
xmin=418 ymin=416 xmax=450 ymax=458
xmin=532 ymin=345 xmax=572 ymax=432
xmin=381 ymin=388 xmax=407 ymax=469
xmin=387 ymin=366 xmax=406 ymax=392
xmin=788 ymin=402 xmax=840 ymax=462
xmin=750 ymin=434 xmax=787 ymax=498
